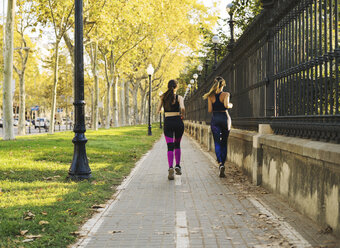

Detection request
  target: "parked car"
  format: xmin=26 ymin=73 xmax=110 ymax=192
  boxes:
xmin=34 ymin=117 xmax=50 ymax=129
xmin=13 ymin=118 xmax=19 ymax=126
xmin=0 ymin=118 xmax=2 ymax=127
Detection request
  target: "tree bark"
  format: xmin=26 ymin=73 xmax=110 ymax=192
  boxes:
xmin=2 ymin=0 xmax=15 ymax=140
xmin=132 ymin=83 xmax=139 ymax=125
xmin=124 ymin=80 xmax=129 ymax=125
xmin=113 ymin=76 xmax=119 ymax=127
xmin=119 ymin=79 xmax=125 ymax=126
xmin=90 ymin=42 xmax=99 ymax=130
xmin=49 ymin=40 xmax=60 ymax=134
xmin=18 ymin=73 xmax=26 ymax=135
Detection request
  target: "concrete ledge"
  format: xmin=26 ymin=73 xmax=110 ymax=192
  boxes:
xmin=258 ymin=134 xmax=340 ymax=165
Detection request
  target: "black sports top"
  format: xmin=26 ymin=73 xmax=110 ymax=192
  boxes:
xmin=164 ymin=95 xmax=180 ymax=112
xmin=212 ymin=92 xmax=227 ymax=111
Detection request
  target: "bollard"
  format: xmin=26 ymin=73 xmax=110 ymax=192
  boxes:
xmin=59 ymin=124 xmax=61 ymax=131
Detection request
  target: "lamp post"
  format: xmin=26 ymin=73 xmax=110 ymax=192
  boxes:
xmin=190 ymin=79 xmax=195 ymax=93
xmin=159 ymin=91 xmax=163 ymax=129
xmin=226 ymin=3 xmax=235 ymax=52
xmin=147 ymin=64 xmax=154 ymax=136
xmin=197 ymin=65 xmax=203 ymax=87
xmin=193 ymin=73 xmax=198 ymax=90
xmin=212 ymin=35 xmax=220 ymax=70
xmin=68 ymin=0 xmax=91 ymax=180
xmin=204 ymin=59 xmax=210 ymax=81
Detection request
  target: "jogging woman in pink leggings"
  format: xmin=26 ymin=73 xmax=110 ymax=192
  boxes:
xmin=157 ymin=80 xmax=185 ymax=180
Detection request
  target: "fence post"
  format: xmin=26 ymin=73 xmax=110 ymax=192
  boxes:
xmin=266 ymin=12 xmax=275 ymax=117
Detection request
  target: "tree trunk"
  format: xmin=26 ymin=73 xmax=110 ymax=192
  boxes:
xmin=119 ymin=79 xmax=125 ymax=126
xmin=105 ymin=83 xmax=111 ymax=128
xmin=113 ymin=76 xmax=119 ymax=127
xmin=91 ymin=90 xmax=94 ymax=128
xmin=124 ymin=80 xmax=129 ymax=125
xmin=18 ymin=73 xmax=25 ymax=135
xmin=91 ymin=42 xmax=99 ymax=130
xmin=139 ymin=87 xmax=145 ymax=124
xmin=132 ymin=84 xmax=139 ymax=125
xmin=2 ymin=0 xmax=15 ymax=140
xmin=49 ymin=40 xmax=60 ymax=134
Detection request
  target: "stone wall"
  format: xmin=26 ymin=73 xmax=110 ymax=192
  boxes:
xmin=184 ymin=120 xmax=340 ymax=237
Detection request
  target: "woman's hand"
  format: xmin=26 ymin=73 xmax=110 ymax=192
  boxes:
xmin=228 ymin=103 xmax=233 ymax=109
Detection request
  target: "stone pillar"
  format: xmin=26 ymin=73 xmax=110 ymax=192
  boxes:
xmin=252 ymin=124 xmax=273 ymax=185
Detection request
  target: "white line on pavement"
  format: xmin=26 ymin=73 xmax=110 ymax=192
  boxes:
xmin=249 ymin=198 xmax=312 ymax=248
xmin=176 ymin=211 xmax=189 ymax=248
xmin=175 ymin=175 xmax=182 ymax=185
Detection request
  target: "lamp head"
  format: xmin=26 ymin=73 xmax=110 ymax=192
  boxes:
xmin=190 ymin=79 xmax=195 ymax=84
xmin=193 ymin=74 xmax=198 ymax=80
xmin=146 ymin=64 xmax=154 ymax=75
xmin=212 ymin=35 xmax=220 ymax=44
xmin=226 ymin=3 xmax=234 ymax=14
xmin=197 ymin=65 xmax=203 ymax=72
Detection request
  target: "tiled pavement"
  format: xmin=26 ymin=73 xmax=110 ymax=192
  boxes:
xmin=72 ymin=135 xmax=339 ymax=248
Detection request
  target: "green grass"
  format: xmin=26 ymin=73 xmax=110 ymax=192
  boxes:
xmin=0 ymin=124 xmax=162 ymax=248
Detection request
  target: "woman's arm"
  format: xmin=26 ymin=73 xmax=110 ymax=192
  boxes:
xmin=179 ymin=95 xmax=185 ymax=117
xmin=224 ymin=92 xmax=233 ymax=109
xmin=157 ymin=96 xmax=163 ymax=113
xmin=207 ymin=96 xmax=213 ymax=113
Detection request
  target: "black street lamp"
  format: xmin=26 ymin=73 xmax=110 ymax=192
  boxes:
xmin=204 ymin=59 xmax=210 ymax=81
xmin=190 ymin=79 xmax=195 ymax=94
xmin=197 ymin=65 xmax=203 ymax=87
xmin=212 ymin=35 xmax=220 ymax=70
xmin=159 ymin=91 xmax=163 ymax=129
xmin=193 ymin=73 xmax=198 ymax=90
xmin=68 ymin=0 xmax=91 ymax=180
xmin=226 ymin=3 xmax=235 ymax=52
xmin=147 ymin=64 xmax=154 ymax=136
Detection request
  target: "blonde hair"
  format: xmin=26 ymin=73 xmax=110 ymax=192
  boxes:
xmin=202 ymin=76 xmax=226 ymax=100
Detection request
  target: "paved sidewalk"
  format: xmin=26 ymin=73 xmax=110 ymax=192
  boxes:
xmin=72 ymin=135 xmax=339 ymax=248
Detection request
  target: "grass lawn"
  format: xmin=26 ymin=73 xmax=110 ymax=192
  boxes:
xmin=0 ymin=124 xmax=162 ymax=248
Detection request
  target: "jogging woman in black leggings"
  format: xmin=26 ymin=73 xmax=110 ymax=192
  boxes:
xmin=203 ymin=76 xmax=232 ymax=177
xmin=157 ymin=80 xmax=185 ymax=180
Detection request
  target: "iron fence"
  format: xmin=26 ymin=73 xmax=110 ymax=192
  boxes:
xmin=185 ymin=0 xmax=340 ymax=143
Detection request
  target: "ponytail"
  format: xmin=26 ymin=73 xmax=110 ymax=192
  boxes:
xmin=162 ymin=79 xmax=178 ymax=110
xmin=202 ymin=76 xmax=226 ymax=100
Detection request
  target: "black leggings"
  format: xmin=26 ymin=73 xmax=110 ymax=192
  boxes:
xmin=163 ymin=116 xmax=184 ymax=167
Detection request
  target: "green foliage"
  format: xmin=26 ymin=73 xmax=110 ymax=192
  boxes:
xmin=0 ymin=125 xmax=162 ymax=247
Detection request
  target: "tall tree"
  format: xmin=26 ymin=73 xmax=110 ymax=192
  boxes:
xmin=37 ymin=0 xmax=74 ymax=133
xmin=2 ymin=0 xmax=15 ymax=140
xmin=13 ymin=0 xmax=38 ymax=135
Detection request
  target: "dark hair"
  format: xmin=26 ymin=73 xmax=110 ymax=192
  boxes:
xmin=162 ymin=80 xmax=178 ymax=110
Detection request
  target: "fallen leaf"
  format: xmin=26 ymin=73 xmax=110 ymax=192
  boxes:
xmin=39 ymin=221 xmax=49 ymax=225
xmin=91 ymin=204 xmax=106 ymax=209
xmin=20 ymin=230 xmax=28 ymax=236
xmin=43 ymin=177 xmax=53 ymax=180
xmin=22 ymin=239 xmax=34 ymax=243
xmin=25 ymin=234 xmax=42 ymax=239
xmin=41 ymin=212 xmax=48 ymax=215
xmin=23 ymin=211 xmax=35 ymax=220
xmin=226 ymin=237 xmax=232 ymax=240
xmin=235 ymin=212 xmax=243 ymax=215
xmin=111 ymin=230 xmax=123 ymax=234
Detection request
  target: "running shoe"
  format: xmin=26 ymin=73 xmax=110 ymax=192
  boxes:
xmin=175 ymin=165 xmax=182 ymax=175
xmin=219 ymin=165 xmax=225 ymax=178
xmin=168 ymin=167 xmax=174 ymax=180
